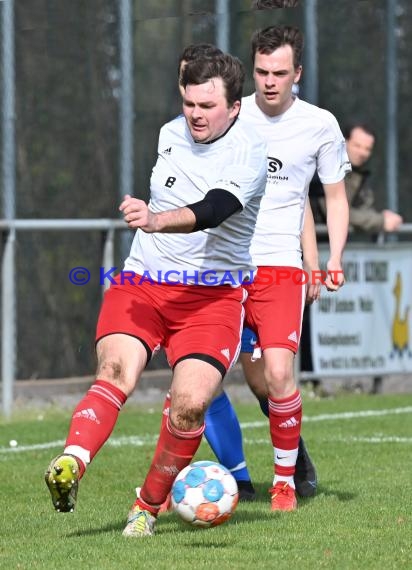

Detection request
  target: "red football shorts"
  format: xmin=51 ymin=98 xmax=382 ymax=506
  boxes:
xmin=96 ymin=274 xmax=247 ymax=374
xmin=243 ymin=266 xmax=305 ymax=353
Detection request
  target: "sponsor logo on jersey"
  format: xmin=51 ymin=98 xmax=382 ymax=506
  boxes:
xmin=267 ymin=156 xmax=289 ymax=183
xmin=162 ymin=147 xmax=172 ymax=155
xmin=215 ymin=178 xmax=240 ymax=190
xmin=267 ymin=157 xmax=283 ymax=173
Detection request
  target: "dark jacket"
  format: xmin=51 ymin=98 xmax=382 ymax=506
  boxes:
xmin=309 ymin=166 xmax=384 ymax=233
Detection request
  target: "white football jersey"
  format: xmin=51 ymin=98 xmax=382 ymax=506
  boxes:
xmin=240 ymin=94 xmax=351 ymax=267
xmin=124 ymin=115 xmax=267 ymax=285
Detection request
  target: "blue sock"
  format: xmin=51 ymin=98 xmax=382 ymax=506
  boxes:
xmin=258 ymin=397 xmax=269 ymax=418
xmin=204 ymin=391 xmax=251 ymax=482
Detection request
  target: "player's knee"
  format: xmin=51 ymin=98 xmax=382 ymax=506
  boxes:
xmin=169 ymin=399 xmax=205 ymax=431
xmin=264 ymin=363 xmax=293 ymax=391
xmin=97 ymin=358 xmax=122 ymax=379
xmin=95 ymin=358 xmax=134 ymax=393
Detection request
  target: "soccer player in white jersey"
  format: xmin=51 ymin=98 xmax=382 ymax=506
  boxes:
xmin=44 ymin=53 xmax=267 ymax=537
xmin=237 ymin=25 xmax=350 ymax=511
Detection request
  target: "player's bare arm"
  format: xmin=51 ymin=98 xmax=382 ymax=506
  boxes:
xmin=301 ymin=198 xmax=321 ymax=304
xmin=323 ymin=180 xmax=349 ymax=291
xmin=120 ymin=189 xmax=242 ymax=233
xmin=120 ymin=194 xmax=196 ymax=233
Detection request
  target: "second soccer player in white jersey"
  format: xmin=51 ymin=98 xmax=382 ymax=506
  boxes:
xmin=207 ymin=25 xmax=350 ymax=513
xmin=243 ymin=25 xmax=350 ymax=511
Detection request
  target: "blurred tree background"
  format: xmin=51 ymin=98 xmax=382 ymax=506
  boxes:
xmin=1 ymin=0 xmax=411 ymax=379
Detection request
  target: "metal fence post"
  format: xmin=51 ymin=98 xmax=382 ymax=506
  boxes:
xmin=215 ymin=0 xmax=230 ymax=52
xmin=386 ymin=0 xmax=399 ymax=217
xmin=2 ymin=0 xmax=16 ymax=418
xmin=119 ymin=0 xmax=134 ymax=260
xmin=102 ymin=227 xmax=115 ymax=292
xmin=1 ymin=229 xmax=16 ymax=418
xmin=303 ymin=0 xmax=318 ymax=105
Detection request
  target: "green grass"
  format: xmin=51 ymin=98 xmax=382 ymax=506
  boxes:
xmin=1 ymin=393 xmax=412 ymax=569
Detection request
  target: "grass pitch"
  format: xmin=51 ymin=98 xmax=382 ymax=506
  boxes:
xmin=1 ymin=393 xmax=411 ymax=569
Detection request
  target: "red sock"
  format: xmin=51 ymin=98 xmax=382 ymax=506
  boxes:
xmin=64 ymin=380 xmax=127 ymax=476
xmin=268 ymin=390 xmax=302 ymax=479
xmin=137 ymin=417 xmax=204 ymax=515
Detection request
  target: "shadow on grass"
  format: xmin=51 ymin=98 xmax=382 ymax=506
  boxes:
xmin=66 ymin=482 xmax=356 ymax=538
xmin=66 ymin=504 xmax=277 ymax=538
xmin=66 ymin=510 xmax=276 ymax=538
xmin=313 ymin=483 xmax=357 ymax=502
xmin=248 ymin=481 xmax=357 ymax=505
xmin=67 ymin=521 xmax=126 ymax=537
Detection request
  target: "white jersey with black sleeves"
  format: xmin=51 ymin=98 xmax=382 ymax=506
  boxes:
xmin=240 ymin=94 xmax=351 ymax=268
xmin=124 ymin=115 xmax=267 ymax=286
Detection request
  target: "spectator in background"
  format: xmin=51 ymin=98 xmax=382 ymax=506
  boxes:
xmin=303 ymin=122 xmax=403 ymax=384
xmin=310 ymin=122 xmax=403 ymax=235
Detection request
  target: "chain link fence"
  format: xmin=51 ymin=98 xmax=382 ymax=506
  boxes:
xmin=1 ymin=0 xmax=411 ymax=382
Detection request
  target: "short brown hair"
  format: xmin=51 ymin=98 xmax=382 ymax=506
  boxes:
xmin=181 ymin=53 xmax=245 ymax=107
xmin=251 ymin=25 xmax=304 ymax=69
xmin=177 ymin=43 xmax=223 ymax=78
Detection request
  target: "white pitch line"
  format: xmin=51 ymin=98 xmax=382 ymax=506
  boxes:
xmin=1 ymin=406 xmax=411 ymax=455
xmin=242 ymin=436 xmax=412 ymax=445
xmin=336 ymin=436 xmax=412 ymax=444
xmin=0 ymin=434 xmax=158 ymax=455
xmin=240 ymin=405 xmax=412 ymax=429
xmin=107 ymin=434 xmax=157 ymax=447
xmin=0 ymin=439 xmax=66 ymax=453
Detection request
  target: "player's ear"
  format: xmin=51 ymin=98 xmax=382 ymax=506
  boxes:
xmin=229 ymin=100 xmax=241 ymax=119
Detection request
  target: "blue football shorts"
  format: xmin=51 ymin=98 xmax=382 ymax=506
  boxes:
xmin=240 ymin=326 xmax=258 ymax=353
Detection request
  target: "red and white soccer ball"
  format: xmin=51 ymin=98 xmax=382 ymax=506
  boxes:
xmin=171 ymin=460 xmax=239 ymax=527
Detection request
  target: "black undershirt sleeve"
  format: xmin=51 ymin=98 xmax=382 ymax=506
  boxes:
xmin=186 ymin=188 xmax=243 ymax=232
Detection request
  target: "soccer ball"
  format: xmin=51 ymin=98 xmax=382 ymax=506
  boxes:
xmin=171 ymin=460 xmax=239 ymax=527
